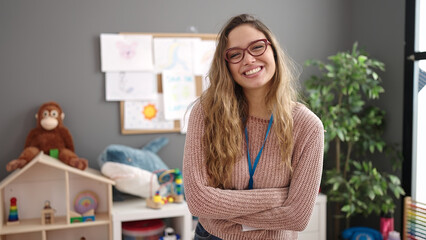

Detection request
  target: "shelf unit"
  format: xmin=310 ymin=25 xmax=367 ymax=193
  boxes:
xmin=112 ymin=194 xmax=326 ymax=240
xmin=299 ymin=193 xmax=327 ymax=240
xmin=0 ymin=152 xmax=115 ymax=240
xmin=112 ymin=198 xmax=192 ymax=240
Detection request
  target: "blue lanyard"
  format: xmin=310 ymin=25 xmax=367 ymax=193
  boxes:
xmin=245 ymin=114 xmax=273 ymax=189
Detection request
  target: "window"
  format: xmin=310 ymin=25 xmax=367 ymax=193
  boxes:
xmin=403 ymin=0 xmax=426 ymax=203
xmin=415 ymin=59 xmax=426 ymax=202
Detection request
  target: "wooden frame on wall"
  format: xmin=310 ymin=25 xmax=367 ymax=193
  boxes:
xmin=119 ymin=32 xmax=217 ymax=135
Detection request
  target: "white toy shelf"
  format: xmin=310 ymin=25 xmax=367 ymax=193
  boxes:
xmin=0 ymin=152 xmax=115 ymax=240
xmin=299 ymin=193 xmax=327 ymax=240
xmin=112 ymin=198 xmax=192 ymax=240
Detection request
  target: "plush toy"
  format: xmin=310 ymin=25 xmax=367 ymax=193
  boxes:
xmin=98 ymin=137 xmax=170 ymax=200
xmin=6 ymin=102 xmax=88 ymax=172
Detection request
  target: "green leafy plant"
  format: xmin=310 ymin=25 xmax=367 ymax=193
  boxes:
xmin=304 ymin=43 xmax=405 ymax=232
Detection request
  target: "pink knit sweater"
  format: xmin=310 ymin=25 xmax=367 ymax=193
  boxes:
xmin=183 ymin=102 xmax=324 ymax=240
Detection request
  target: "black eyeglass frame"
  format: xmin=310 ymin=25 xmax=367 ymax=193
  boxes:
xmin=224 ymin=39 xmax=271 ymax=64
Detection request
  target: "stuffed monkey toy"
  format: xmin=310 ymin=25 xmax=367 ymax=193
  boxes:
xmin=6 ymin=102 xmax=88 ymax=171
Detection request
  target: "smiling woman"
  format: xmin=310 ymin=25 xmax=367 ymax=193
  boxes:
xmin=182 ymin=14 xmax=325 ymax=240
xmin=226 ymin=27 xmax=276 ymax=105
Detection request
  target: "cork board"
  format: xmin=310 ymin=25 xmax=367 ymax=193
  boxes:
xmin=119 ymin=32 xmax=217 ymax=134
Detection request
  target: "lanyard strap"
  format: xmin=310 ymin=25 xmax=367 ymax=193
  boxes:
xmin=245 ymin=114 xmax=273 ymax=189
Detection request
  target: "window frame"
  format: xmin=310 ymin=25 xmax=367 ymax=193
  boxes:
xmin=402 ymin=0 xmax=426 ymax=228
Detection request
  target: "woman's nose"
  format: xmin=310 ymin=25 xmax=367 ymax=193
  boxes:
xmin=242 ymin=51 xmax=256 ymax=65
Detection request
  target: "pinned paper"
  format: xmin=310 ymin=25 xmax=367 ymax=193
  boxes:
xmin=194 ymin=40 xmax=216 ymax=76
xmin=162 ymin=70 xmax=196 ymax=120
xmin=153 ymin=38 xmax=200 ymax=73
xmin=179 ymin=102 xmax=194 ymax=134
xmin=100 ymin=34 xmax=153 ymax=72
xmin=123 ymin=97 xmax=174 ymax=130
xmin=105 ymin=72 xmax=157 ymax=101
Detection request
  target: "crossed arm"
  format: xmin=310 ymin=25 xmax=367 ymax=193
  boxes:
xmin=183 ymin=103 xmax=324 ymax=231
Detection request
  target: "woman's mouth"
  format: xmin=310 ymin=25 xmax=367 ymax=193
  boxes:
xmin=244 ymin=66 xmax=262 ymax=76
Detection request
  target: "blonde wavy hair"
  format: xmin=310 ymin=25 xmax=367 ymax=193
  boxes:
xmin=200 ymin=14 xmax=300 ymax=189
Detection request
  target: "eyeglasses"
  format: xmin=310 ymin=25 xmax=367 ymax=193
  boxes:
xmin=224 ymin=39 xmax=271 ymax=64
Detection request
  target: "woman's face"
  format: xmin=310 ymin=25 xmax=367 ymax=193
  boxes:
xmin=226 ymin=24 xmax=276 ymax=94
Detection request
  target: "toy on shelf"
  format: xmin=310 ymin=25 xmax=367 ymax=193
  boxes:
xmin=159 ymin=227 xmax=181 ymax=240
xmin=41 ymin=200 xmax=56 ymax=224
xmin=6 ymin=101 xmax=88 ymax=172
xmin=98 ymin=137 xmax=170 ymax=201
xmin=7 ymin=197 xmax=19 ymax=225
xmin=70 ymin=190 xmax=98 ymax=223
xmin=146 ymin=168 xmax=184 ymax=209
xmin=122 ymin=219 xmax=165 ymax=240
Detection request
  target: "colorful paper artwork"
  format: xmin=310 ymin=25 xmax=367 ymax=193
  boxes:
xmin=153 ymin=38 xmax=200 ymax=74
xmin=105 ymin=72 xmax=157 ymax=101
xmin=162 ymin=70 xmax=196 ymax=120
xmin=100 ymin=34 xmax=153 ymax=72
xmin=123 ymin=97 xmax=174 ymax=130
xmin=194 ymin=40 xmax=216 ymax=76
xmin=100 ymin=33 xmax=216 ymax=133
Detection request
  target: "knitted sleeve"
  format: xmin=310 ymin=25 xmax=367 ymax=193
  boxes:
xmin=183 ymin=102 xmax=289 ymax=219
xmin=229 ymin=109 xmax=324 ymax=231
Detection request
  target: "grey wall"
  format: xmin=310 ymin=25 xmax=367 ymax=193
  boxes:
xmin=0 ymin=0 xmax=405 ymax=233
xmin=349 ymin=0 xmax=405 ymax=145
xmin=0 ymin=0 xmax=350 ymax=178
xmin=348 ymin=0 xmax=406 ymax=232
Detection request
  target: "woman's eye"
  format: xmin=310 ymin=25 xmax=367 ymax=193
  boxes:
xmin=229 ymin=52 xmax=241 ymax=59
xmin=251 ymin=44 xmax=265 ymax=52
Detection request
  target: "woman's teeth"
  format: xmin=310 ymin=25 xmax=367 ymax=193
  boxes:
xmin=244 ymin=67 xmax=261 ymax=75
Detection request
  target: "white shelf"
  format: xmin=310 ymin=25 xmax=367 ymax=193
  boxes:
xmin=112 ymin=194 xmax=326 ymax=240
xmin=112 ymin=199 xmax=192 ymax=240
xmin=0 ymin=213 xmax=110 ymax=235
xmin=299 ymin=193 xmax=327 ymax=240
xmin=0 ymin=153 xmax=114 ymax=240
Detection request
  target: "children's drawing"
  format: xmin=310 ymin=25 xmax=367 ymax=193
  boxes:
xmin=100 ymin=33 xmax=153 ymax=72
xmin=165 ymin=43 xmax=189 ymax=70
xmin=116 ymin=41 xmax=138 ymax=59
xmin=202 ymin=74 xmax=210 ymax=93
xmin=194 ymin=40 xmax=216 ymax=75
xmin=124 ymin=97 xmax=174 ymax=130
xmin=118 ymin=72 xmax=134 ymax=94
xmin=143 ymin=104 xmax=158 ymax=120
xmin=105 ymin=72 xmax=157 ymax=101
xmin=180 ymin=102 xmax=194 ymax=134
xmin=154 ymin=38 xmax=200 ymax=73
xmin=162 ymin=70 xmax=196 ymax=120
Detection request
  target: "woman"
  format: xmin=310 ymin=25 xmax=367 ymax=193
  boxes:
xmin=183 ymin=14 xmax=324 ymax=240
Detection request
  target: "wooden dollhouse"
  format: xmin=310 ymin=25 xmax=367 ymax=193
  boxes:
xmin=0 ymin=152 xmax=115 ymax=240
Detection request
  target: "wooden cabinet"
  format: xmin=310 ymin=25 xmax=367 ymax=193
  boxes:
xmin=0 ymin=153 xmax=114 ymax=240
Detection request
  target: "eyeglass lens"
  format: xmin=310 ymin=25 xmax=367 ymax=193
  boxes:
xmin=226 ymin=40 xmax=267 ymax=63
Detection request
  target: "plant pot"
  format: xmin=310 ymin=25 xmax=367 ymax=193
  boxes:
xmin=380 ymin=213 xmax=394 ymax=240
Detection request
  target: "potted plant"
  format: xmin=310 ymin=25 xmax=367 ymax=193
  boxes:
xmin=304 ymin=42 xmax=405 ymax=239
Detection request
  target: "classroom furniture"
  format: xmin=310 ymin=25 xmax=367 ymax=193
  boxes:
xmin=112 ymin=198 xmax=192 ymax=240
xmin=0 ymin=152 xmax=114 ymax=240
xmin=111 ymin=193 xmax=326 ymax=240
xmin=299 ymin=193 xmax=327 ymax=240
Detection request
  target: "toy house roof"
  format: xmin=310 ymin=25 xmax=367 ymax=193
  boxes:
xmin=0 ymin=152 xmax=115 ymax=189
